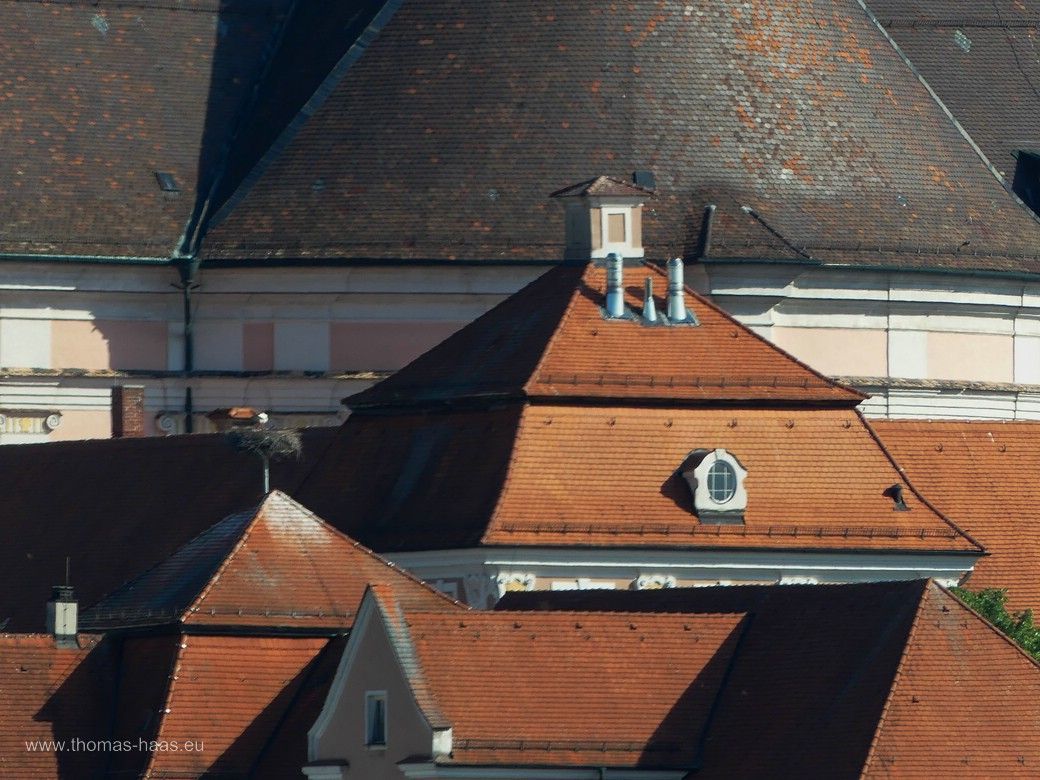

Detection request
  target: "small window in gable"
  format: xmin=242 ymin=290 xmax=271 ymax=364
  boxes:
xmin=365 ymin=691 xmax=387 ymax=747
xmin=679 ymin=448 xmax=748 ymax=524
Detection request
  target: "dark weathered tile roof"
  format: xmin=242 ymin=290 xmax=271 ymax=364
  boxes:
xmin=82 ymin=490 xmax=461 ymax=631
xmin=871 ymin=418 xmax=1040 ymax=614
xmin=0 ymin=427 xmax=336 ymax=632
xmin=203 ymin=0 xmax=1040 ymax=273
xmin=0 ymin=0 xmax=290 ymax=259
xmin=870 ymin=1 xmax=1040 ymax=181
xmin=501 ymin=580 xmax=1040 ymax=778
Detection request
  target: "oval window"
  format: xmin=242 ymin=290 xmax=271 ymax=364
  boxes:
xmin=706 ymin=460 xmax=737 ymax=504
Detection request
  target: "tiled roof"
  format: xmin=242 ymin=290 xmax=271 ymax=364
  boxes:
xmin=869 ymin=1 xmax=1040 ymax=182
xmin=401 ymin=610 xmax=746 ymax=769
xmin=0 ymin=427 xmax=335 ymax=632
xmin=83 ymin=490 xmax=460 ymax=631
xmin=0 ymin=634 xmax=116 ymax=779
xmin=203 ymin=0 xmax=1040 ymax=273
xmin=871 ymin=419 xmax=1040 ymax=613
xmin=300 ymin=404 xmax=979 ymax=555
xmin=863 ymin=583 xmax=1040 ymax=777
xmin=501 ymin=580 xmax=1040 ymax=778
xmin=347 ymin=263 xmax=865 ymax=409
xmin=0 ymin=0 xmax=292 ymax=259
xmin=143 ymin=635 xmax=328 ymax=778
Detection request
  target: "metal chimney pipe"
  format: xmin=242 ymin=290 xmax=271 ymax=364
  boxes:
xmin=667 ymin=257 xmax=687 ymax=322
xmin=643 ymin=277 xmax=658 ymax=323
xmin=605 ymin=253 xmax=625 ymax=318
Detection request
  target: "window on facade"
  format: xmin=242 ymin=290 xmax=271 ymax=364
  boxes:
xmin=706 ymin=460 xmax=737 ymax=504
xmin=365 ymin=692 xmax=387 ymax=746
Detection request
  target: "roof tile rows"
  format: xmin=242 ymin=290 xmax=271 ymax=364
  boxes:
xmin=83 ymin=491 xmax=461 ymax=632
xmin=871 ymin=419 xmax=1040 ymax=613
xmin=406 ymin=610 xmax=746 ymax=768
xmin=204 ymin=0 xmax=1040 ymax=271
xmin=499 ymin=580 xmax=1040 ymax=777
xmin=348 ymin=263 xmax=865 ymax=408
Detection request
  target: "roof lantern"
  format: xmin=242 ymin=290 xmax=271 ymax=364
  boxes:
xmin=551 ymin=175 xmax=653 ymax=262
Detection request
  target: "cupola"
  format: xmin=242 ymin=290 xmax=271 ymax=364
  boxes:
xmin=551 ymin=175 xmax=653 ymax=262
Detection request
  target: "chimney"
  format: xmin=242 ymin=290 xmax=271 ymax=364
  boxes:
xmin=46 ymin=585 xmax=77 ymax=646
xmin=111 ymin=385 xmax=146 ymax=438
xmin=605 ymin=253 xmax=626 ymax=318
xmin=642 ymin=277 xmax=658 ymax=323
xmin=667 ymin=258 xmax=690 ymax=323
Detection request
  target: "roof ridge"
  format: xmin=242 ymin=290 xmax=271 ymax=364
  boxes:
xmin=185 ymin=499 xmax=271 ymax=618
xmin=655 ymin=262 xmax=865 ymax=401
xmin=143 ymin=636 xmax=187 ymax=778
xmin=857 ymin=579 xmax=930 ymax=778
xmin=859 ymin=412 xmax=986 ymax=553
xmin=261 ymin=491 xmax=466 ymax=610
xmin=941 ymin=583 xmax=1040 ymax=671
xmin=856 ymin=0 xmax=1040 ymax=232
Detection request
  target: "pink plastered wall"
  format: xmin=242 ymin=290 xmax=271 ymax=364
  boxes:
xmin=769 ymin=327 xmax=888 ymax=377
xmin=330 ymin=321 xmax=467 ymax=371
xmin=928 ymin=331 xmax=1013 ymax=383
xmin=51 ymin=320 xmax=167 ymax=370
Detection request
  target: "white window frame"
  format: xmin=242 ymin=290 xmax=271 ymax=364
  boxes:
xmin=364 ymin=690 xmax=388 ymax=749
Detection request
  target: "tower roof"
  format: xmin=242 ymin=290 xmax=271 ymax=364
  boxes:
xmin=204 ymin=0 xmax=1040 ymax=273
xmin=347 ymin=261 xmax=866 ymax=409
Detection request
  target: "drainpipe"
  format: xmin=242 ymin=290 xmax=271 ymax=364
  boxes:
xmin=177 ymin=256 xmax=200 ymax=433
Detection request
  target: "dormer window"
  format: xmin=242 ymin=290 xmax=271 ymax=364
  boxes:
xmin=707 ymin=460 xmax=737 ymax=504
xmin=551 ymin=175 xmax=653 ymax=261
xmin=680 ymin=448 xmax=748 ymax=524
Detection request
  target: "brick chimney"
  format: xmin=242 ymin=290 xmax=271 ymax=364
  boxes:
xmin=111 ymin=385 xmax=146 ymax=438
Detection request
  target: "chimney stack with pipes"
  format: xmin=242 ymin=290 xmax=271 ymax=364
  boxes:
xmin=47 ymin=584 xmax=77 ymax=647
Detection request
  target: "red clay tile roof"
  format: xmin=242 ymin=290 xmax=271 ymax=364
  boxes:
xmin=0 ymin=427 xmax=335 ymax=632
xmin=871 ymin=419 xmax=1040 ymax=613
xmin=300 ymin=404 xmax=980 ymax=554
xmin=83 ymin=491 xmax=461 ymax=631
xmin=0 ymin=634 xmax=116 ymax=779
xmin=347 ymin=262 xmax=865 ymax=409
xmin=143 ymin=635 xmax=328 ymax=778
xmin=401 ymin=610 xmax=745 ymax=769
xmin=862 ymin=583 xmax=1040 ymax=777
xmin=251 ymin=635 xmax=349 ymax=779
xmin=203 ymin=0 xmax=1040 ymax=273
xmin=501 ymin=580 xmax=1040 ymax=778
xmin=0 ymin=0 xmax=292 ymax=259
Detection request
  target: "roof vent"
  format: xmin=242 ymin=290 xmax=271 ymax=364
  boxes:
xmin=665 ymin=258 xmax=698 ymax=325
xmin=604 ymin=253 xmax=626 ymax=318
xmin=884 ymin=484 xmax=910 ymax=512
xmin=642 ymin=277 xmax=658 ymax=323
xmin=633 ymin=170 xmax=656 ymax=190
xmin=154 ymin=171 xmax=180 ymax=193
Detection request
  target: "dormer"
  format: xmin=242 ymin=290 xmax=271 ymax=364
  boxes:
xmin=551 ymin=175 xmax=653 ymax=261
xmin=679 ymin=448 xmax=748 ymax=525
